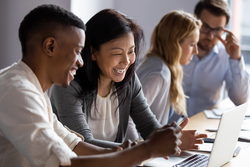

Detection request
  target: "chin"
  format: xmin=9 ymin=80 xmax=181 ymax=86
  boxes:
xmin=113 ymin=77 xmax=125 ymax=83
xmin=181 ymin=61 xmax=189 ymax=66
xmin=61 ymin=79 xmax=71 ymax=88
xmin=53 ymin=77 xmax=71 ymax=87
xmin=201 ymin=43 xmax=214 ymax=51
xmin=113 ymin=79 xmax=123 ymax=83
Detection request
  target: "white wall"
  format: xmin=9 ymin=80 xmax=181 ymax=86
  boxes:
xmin=0 ymin=0 xmax=70 ymax=69
xmin=70 ymin=0 xmax=200 ymax=57
xmin=71 ymin=0 xmax=114 ymax=23
xmin=113 ymin=0 xmax=200 ymax=52
xmin=0 ymin=0 xmax=199 ymax=69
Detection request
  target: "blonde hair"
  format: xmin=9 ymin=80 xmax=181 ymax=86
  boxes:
xmin=147 ymin=10 xmax=201 ymax=116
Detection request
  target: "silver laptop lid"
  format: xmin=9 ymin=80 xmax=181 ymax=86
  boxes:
xmin=207 ymin=103 xmax=248 ymax=167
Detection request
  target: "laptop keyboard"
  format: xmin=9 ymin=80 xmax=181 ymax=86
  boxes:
xmin=172 ymin=154 xmax=210 ymax=167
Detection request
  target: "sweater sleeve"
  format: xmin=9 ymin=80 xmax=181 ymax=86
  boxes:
xmin=129 ymin=73 xmax=162 ymax=140
xmin=50 ymin=81 xmax=121 ymax=148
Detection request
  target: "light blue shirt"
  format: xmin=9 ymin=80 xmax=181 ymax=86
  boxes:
xmin=182 ymin=42 xmax=250 ymax=117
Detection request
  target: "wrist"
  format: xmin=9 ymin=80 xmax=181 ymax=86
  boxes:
xmin=237 ymin=55 xmax=241 ymax=61
xmin=230 ymin=54 xmax=241 ymax=60
xmin=142 ymin=141 xmax=154 ymax=159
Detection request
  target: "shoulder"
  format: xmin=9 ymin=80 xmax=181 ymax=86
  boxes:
xmin=0 ymin=64 xmax=40 ymax=96
xmin=137 ymin=56 xmax=165 ymax=71
xmin=137 ymin=56 xmax=170 ymax=81
xmin=130 ymin=72 xmax=140 ymax=86
xmin=0 ymin=70 xmax=45 ymax=110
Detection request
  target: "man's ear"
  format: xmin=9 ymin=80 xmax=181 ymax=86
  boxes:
xmin=91 ymin=46 xmax=97 ymax=61
xmin=43 ymin=37 xmax=56 ymax=56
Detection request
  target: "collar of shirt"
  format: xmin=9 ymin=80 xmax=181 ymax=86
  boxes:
xmin=18 ymin=60 xmax=52 ymax=122
xmin=18 ymin=60 xmax=44 ymax=95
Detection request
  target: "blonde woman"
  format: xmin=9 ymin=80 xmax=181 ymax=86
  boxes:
xmin=137 ymin=10 xmax=201 ymax=125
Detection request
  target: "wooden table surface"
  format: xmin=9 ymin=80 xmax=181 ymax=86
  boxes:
xmin=184 ymin=111 xmax=250 ymax=167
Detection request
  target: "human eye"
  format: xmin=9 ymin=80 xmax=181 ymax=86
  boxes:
xmin=201 ymin=23 xmax=210 ymax=31
xmin=76 ymin=50 xmax=82 ymax=55
xmin=113 ymin=52 xmax=122 ymax=56
xmin=129 ymin=50 xmax=135 ymax=54
xmin=214 ymin=28 xmax=224 ymax=35
xmin=202 ymin=23 xmax=209 ymax=28
xmin=191 ymin=42 xmax=198 ymax=47
xmin=76 ymin=47 xmax=83 ymax=54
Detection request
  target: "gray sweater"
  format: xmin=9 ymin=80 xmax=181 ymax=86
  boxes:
xmin=50 ymin=73 xmax=161 ymax=148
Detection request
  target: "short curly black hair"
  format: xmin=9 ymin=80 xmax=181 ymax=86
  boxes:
xmin=19 ymin=4 xmax=86 ymax=56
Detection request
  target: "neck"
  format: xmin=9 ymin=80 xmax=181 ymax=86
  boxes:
xmin=98 ymin=75 xmax=113 ymax=97
xmin=22 ymin=56 xmax=52 ymax=93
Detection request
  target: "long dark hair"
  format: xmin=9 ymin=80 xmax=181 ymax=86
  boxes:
xmin=74 ymin=9 xmax=144 ymax=119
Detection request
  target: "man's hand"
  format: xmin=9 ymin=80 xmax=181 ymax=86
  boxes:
xmin=145 ymin=123 xmax=182 ymax=159
xmin=217 ymin=29 xmax=241 ymax=60
xmin=179 ymin=118 xmax=208 ymax=151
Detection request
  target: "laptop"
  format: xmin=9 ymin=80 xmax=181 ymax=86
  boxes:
xmin=143 ymin=103 xmax=248 ymax=167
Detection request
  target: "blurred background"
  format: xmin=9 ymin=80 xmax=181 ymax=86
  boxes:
xmin=1 ymin=0 xmax=248 ymax=70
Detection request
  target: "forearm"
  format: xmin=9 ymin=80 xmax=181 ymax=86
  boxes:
xmin=67 ymin=123 xmax=183 ymax=167
xmin=69 ymin=142 xmax=150 ymax=167
xmin=51 ymin=84 xmax=122 ymax=148
xmin=228 ymin=58 xmax=250 ymax=104
xmin=130 ymin=74 xmax=161 ymax=140
xmin=131 ymin=106 xmax=161 ymax=140
xmin=228 ymin=81 xmax=249 ymax=105
xmin=73 ymin=141 xmax=113 ymax=156
xmin=84 ymin=137 xmax=121 ymax=148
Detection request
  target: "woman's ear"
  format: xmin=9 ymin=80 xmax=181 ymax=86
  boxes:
xmin=43 ymin=37 xmax=56 ymax=56
xmin=91 ymin=46 xmax=97 ymax=61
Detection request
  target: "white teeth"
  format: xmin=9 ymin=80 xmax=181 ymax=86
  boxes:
xmin=70 ymin=70 xmax=76 ymax=76
xmin=113 ymin=68 xmax=125 ymax=74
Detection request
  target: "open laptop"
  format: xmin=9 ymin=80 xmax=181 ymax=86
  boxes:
xmin=143 ymin=103 xmax=248 ymax=167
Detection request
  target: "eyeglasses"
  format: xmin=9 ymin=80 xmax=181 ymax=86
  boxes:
xmin=200 ymin=22 xmax=224 ymax=36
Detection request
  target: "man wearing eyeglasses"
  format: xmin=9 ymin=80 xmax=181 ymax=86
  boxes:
xmin=182 ymin=0 xmax=250 ymax=117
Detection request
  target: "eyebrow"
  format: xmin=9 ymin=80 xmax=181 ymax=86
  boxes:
xmin=202 ymin=21 xmax=224 ymax=29
xmin=77 ymin=44 xmax=84 ymax=49
xmin=110 ymin=45 xmax=135 ymax=51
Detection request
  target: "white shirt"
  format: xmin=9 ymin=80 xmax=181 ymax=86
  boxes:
xmin=0 ymin=61 xmax=82 ymax=167
xmin=137 ymin=56 xmax=171 ymax=125
xmin=88 ymin=88 xmax=119 ymax=141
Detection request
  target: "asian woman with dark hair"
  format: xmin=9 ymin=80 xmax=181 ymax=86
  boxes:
xmin=50 ymin=9 xmax=207 ymax=150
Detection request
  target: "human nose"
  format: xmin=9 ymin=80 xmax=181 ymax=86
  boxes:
xmin=122 ymin=53 xmax=130 ymax=65
xmin=77 ymin=55 xmax=84 ymax=67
